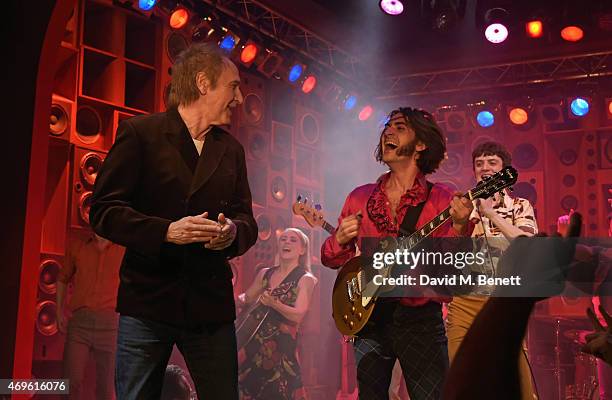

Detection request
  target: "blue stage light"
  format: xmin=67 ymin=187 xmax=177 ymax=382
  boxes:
xmin=477 ymin=111 xmax=495 ymax=127
xmin=138 ymin=0 xmax=157 ymax=11
xmin=219 ymin=35 xmax=236 ymax=51
xmin=288 ymin=64 xmax=303 ymax=83
xmin=570 ymin=97 xmax=589 ymax=117
xmin=344 ymin=95 xmax=357 ymax=111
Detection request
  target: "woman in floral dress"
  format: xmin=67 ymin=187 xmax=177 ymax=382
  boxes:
xmin=237 ymin=228 xmax=318 ymax=400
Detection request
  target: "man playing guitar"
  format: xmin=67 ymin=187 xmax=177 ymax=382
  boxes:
xmin=321 ymin=108 xmax=473 ymax=400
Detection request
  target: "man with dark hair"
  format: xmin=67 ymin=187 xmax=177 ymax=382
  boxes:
xmin=90 ymin=43 xmax=258 ymax=399
xmin=321 ymin=107 xmax=474 ymax=399
xmin=446 ymin=141 xmax=538 ymax=399
xmin=161 ymin=365 xmax=193 ymax=400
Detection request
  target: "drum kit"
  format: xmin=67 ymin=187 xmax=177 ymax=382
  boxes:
xmin=530 ymin=316 xmax=599 ymax=400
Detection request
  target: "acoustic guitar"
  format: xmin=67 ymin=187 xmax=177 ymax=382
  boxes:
xmin=235 ymin=274 xmax=296 ymax=350
xmin=293 ymin=166 xmax=518 ymax=336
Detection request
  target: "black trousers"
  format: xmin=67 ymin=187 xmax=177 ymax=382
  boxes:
xmin=353 ymin=301 xmax=448 ymax=400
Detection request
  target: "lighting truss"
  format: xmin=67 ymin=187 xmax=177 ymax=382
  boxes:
xmin=376 ymin=51 xmax=612 ymax=99
xmin=195 ymin=0 xmax=373 ymax=86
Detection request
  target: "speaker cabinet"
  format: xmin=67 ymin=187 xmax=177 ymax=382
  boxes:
xmin=71 ymin=147 xmax=106 ymax=229
xmin=271 ymin=121 xmax=294 ymax=160
xmin=240 ymin=127 xmax=269 ymax=162
xmin=238 ymin=72 xmax=267 ymax=128
xmin=544 ymin=131 xmax=584 ymax=228
xmin=50 ymin=95 xmax=73 ymax=141
xmin=599 ymin=129 xmax=612 ymax=169
xmin=294 ymin=146 xmax=322 ymax=187
xmin=295 ymin=105 xmax=322 ymax=149
xmin=247 ymin=161 xmax=268 ymax=208
xmin=33 ymin=254 xmax=65 ymax=362
xmin=41 ymin=139 xmax=71 ymax=255
xmin=440 ymin=110 xmax=470 ymax=145
xmin=512 ymin=171 xmax=545 ymax=230
xmin=73 ymin=101 xmax=114 ymax=151
xmin=267 ymin=156 xmax=292 ymax=210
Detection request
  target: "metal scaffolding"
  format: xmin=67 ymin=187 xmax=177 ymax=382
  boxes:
xmin=196 ymin=0 xmax=372 ymax=85
xmin=376 ymin=51 xmax=612 ymax=99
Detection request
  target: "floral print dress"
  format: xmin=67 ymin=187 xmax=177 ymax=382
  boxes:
xmin=239 ymin=266 xmax=307 ymax=400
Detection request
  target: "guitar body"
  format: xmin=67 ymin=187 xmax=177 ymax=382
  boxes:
xmin=235 ymin=303 xmax=269 ymax=350
xmin=332 ymin=256 xmax=377 ymax=336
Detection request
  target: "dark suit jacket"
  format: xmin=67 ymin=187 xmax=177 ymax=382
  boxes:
xmin=90 ymin=108 xmax=258 ymax=325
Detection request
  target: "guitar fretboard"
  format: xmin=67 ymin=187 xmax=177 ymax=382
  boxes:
xmin=402 ymin=188 xmax=476 ymax=245
xmin=321 ymin=221 xmax=335 ymax=235
xmin=403 ymin=206 xmax=452 ymax=246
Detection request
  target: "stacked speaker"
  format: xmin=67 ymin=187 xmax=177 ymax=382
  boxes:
xmin=38 ymin=0 xmax=159 ymax=379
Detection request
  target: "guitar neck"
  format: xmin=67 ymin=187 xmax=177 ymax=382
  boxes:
xmin=404 ymin=190 xmax=473 ymax=243
xmin=322 ymin=220 xmax=336 ymax=235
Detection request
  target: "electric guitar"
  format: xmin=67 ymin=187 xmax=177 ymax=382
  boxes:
xmin=235 ymin=277 xmax=295 ymax=350
xmin=293 ymin=166 xmax=518 ymax=336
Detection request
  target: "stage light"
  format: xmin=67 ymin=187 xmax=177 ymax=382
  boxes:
xmin=607 ymin=99 xmax=612 ymax=117
xmin=257 ymin=50 xmax=283 ymax=78
xmin=431 ymin=0 xmax=461 ymax=32
xmin=476 ymin=110 xmax=495 ymax=127
xmin=191 ymin=18 xmax=217 ymax=42
xmin=288 ymin=64 xmax=304 ymax=83
xmin=509 ymin=107 xmax=528 ymax=125
xmin=301 ymin=76 xmax=317 ymax=94
xmin=526 ymin=20 xmax=543 ymax=38
xmin=359 ymin=105 xmax=374 ymax=121
xmin=483 ymin=6 xmax=509 ymax=44
xmin=240 ymin=43 xmax=258 ymax=64
xmin=219 ymin=33 xmax=238 ymax=51
xmin=561 ymin=26 xmax=584 ymax=42
xmin=380 ymin=0 xmax=404 ymax=16
xmin=344 ymin=95 xmax=357 ymax=111
xmin=485 ymin=23 xmax=508 ymax=43
xmin=570 ymin=97 xmax=589 ymax=117
xmin=169 ymin=8 xmax=189 ymax=30
xmin=138 ymin=0 xmax=157 ymax=11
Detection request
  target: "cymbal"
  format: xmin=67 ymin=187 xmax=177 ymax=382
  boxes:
xmin=564 ymin=329 xmax=591 ymax=343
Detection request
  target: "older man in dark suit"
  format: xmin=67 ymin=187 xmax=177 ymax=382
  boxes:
xmin=90 ymin=43 xmax=257 ymax=400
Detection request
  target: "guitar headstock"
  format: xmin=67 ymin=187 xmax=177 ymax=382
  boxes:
xmin=471 ymin=166 xmax=518 ymax=200
xmin=292 ymin=196 xmax=326 ymax=228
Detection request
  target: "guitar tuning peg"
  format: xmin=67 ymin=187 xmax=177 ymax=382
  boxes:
xmin=508 ymin=186 xmax=514 ymax=193
xmin=304 ymin=197 xmax=308 ymax=204
xmin=315 ymin=204 xmax=322 ymax=211
xmin=296 ymin=195 xmax=302 ymax=202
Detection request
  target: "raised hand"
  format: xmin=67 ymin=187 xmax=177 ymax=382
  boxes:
xmin=336 ymin=211 xmax=362 ymax=245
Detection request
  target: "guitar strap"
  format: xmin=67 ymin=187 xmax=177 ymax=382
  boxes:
xmin=398 ymin=181 xmax=433 ymax=238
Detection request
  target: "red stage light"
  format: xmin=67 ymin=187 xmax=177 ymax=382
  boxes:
xmin=561 ymin=26 xmax=584 ymax=42
xmin=301 ymin=76 xmax=317 ymax=94
xmin=526 ymin=20 xmax=543 ymax=38
xmin=359 ymin=106 xmax=374 ymax=121
xmin=240 ymin=44 xmax=258 ymax=64
xmin=509 ymin=107 xmax=528 ymax=125
xmin=609 ymin=100 xmax=612 ymax=115
xmin=169 ymin=8 xmax=189 ymax=30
